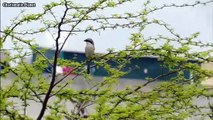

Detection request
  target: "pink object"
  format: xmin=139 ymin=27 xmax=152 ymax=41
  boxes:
xmin=62 ymin=66 xmax=74 ymax=75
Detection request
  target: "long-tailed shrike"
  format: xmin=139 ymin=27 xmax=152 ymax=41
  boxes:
xmin=84 ymin=38 xmax=95 ymax=74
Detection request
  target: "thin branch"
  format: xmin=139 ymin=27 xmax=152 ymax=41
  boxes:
xmin=105 ymin=67 xmax=185 ymax=115
xmin=58 ymin=0 xmax=108 ymax=53
xmin=37 ymin=0 xmax=69 ymax=119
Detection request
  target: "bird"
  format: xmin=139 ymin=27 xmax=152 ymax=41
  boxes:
xmin=84 ymin=38 xmax=95 ymax=74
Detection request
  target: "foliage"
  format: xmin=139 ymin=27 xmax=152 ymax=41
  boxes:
xmin=0 ymin=0 xmax=213 ymax=120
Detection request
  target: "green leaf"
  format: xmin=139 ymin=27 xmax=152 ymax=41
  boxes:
xmin=107 ymin=1 xmax=115 ymax=7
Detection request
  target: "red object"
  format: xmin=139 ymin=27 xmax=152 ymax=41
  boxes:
xmin=62 ymin=66 xmax=74 ymax=75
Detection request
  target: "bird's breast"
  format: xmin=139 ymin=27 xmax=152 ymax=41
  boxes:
xmin=85 ymin=43 xmax=95 ymax=58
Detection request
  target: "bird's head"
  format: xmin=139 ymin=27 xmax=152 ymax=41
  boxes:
xmin=84 ymin=38 xmax=94 ymax=45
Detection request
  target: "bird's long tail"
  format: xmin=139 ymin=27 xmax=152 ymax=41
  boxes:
xmin=87 ymin=60 xmax=90 ymax=74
